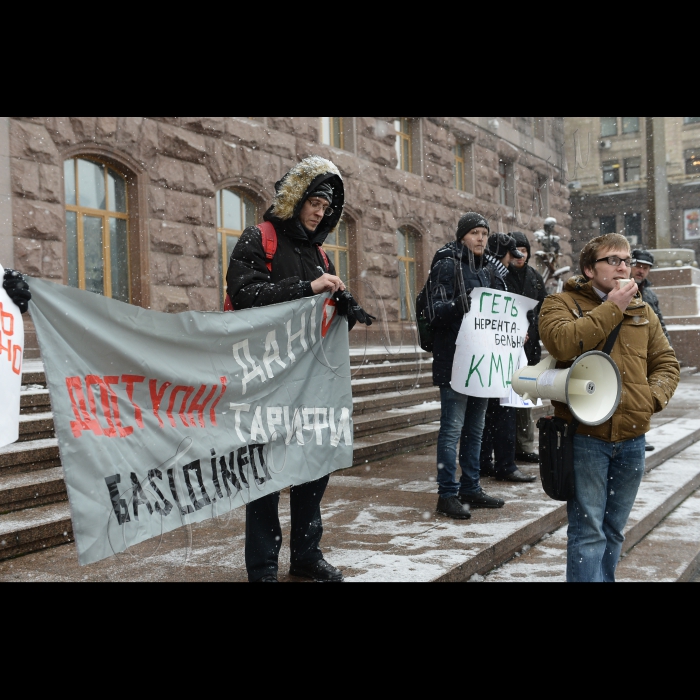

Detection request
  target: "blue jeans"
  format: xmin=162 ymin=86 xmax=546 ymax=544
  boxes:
xmin=567 ymin=434 xmax=646 ymax=583
xmin=437 ymin=388 xmax=488 ymax=498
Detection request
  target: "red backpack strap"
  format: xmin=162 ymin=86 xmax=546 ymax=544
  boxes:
xmin=317 ymin=246 xmax=331 ymax=272
xmin=258 ymin=221 xmax=278 ymax=272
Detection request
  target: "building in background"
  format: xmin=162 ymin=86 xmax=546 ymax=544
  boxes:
xmin=565 ymin=117 xmax=700 ymax=259
xmin=0 ymin=117 xmax=571 ymax=345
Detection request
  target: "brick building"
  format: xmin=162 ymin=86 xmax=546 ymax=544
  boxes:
xmin=565 ymin=117 xmax=700 ymax=260
xmin=0 ymin=117 xmax=571 ymax=343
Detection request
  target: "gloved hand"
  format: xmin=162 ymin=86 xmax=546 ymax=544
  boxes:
xmin=456 ymin=292 xmax=471 ymax=316
xmin=334 ymin=291 xmax=376 ymax=327
xmin=2 ymin=269 xmax=31 ymax=315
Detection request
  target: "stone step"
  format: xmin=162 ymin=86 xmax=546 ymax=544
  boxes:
xmin=0 ymin=467 xmax=67 ymax=513
xmin=351 ymin=360 xmax=432 ymax=380
xmin=20 ymin=388 xmax=51 ymax=414
xmin=353 ymin=422 xmax=440 ymax=466
xmin=616 ymin=489 xmax=700 ymax=583
xmin=21 ymin=360 xmax=46 ymax=387
xmin=482 ymin=438 xmax=700 ymax=583
xmin=18 ymin=412 xmax=54 ymax=442
xmin=350 ymin=348 xmax=430 ymax=367
xmin=0 ymin=439 xmax=60 ymax=476
xmin=351 ymin=372 xmax=434 ymax=397
xmin=0 ymin=503 xmax=73 ymax=561
xmin=354 ymin=387 xmax=440 ymax=415
xmin=354 ymin=404 xmax=442 ymax=439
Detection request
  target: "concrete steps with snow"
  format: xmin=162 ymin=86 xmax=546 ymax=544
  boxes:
xmin=0 ymin=468 xmax=67 ymax=513
xmin=616 ymin=489 xmax=700 ymax=583
xmin=0 ymin=503 xmax=73 ymax=561
xmin=482 ymin=435 xmax=700 ymax=583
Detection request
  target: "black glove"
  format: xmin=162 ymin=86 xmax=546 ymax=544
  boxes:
xmin=3 ymin=269 xmax=31 ymax=315
xmin=456 ymin=292 xmax=471 ymax=317
xmin=335 ymin=291 xmax=377 ymax=327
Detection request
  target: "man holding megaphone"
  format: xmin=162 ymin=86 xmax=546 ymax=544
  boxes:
xmin=537 ymin=234 xmax=680 ymax=583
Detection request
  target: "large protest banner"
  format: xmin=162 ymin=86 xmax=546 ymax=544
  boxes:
xmin=0 ymin=264 xmax=24 ymax=448
xmin=29 ymin=279 xmax=354 ymax=566
xmin=451 ymin=288 xmax=539 ymax=399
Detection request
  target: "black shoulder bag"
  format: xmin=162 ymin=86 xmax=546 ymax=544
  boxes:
xmin=536 ymin=318 xmax=623 ymax=502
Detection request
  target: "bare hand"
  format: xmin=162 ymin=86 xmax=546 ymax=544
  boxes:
xmin=608 ymin=279 xmax=638 ymax=314
xmin=311 ymin=274 xmax=346 ymax=295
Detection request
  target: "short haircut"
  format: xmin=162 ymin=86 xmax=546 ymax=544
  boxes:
xmin=580 ymin=234 xmax=631 ymax=279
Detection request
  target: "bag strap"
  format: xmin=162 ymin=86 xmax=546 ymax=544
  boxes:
xmin=317 ymin=245 xmax=331 ymax=272
xmin=258 ymin=221 xmax=278 ymax=272
xmin=602 ymin=321 xmax=624 ymax=356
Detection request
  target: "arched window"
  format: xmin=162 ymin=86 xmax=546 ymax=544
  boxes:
xmin=217 ymin=188 xmax=258 ymax=308
xmin=64 ymin=157 xmax=130 ymax=302
xmin=397 ymin=227 xmax=418 ymax=321
xmin=324 ymin=219 xmax=349 ymax=281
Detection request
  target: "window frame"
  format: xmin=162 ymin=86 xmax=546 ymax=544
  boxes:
xmin=217 ymin=188 xmax=259 ymax=309
xmin=64 ymin=156 xmax=131 ymax=302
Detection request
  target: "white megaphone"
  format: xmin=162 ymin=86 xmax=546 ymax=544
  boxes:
xmin=511 ymin=352 xmax=622 ymax=426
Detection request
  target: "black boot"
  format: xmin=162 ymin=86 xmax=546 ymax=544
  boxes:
xmin=460 ymin=489 xmax=505 ymax=510
xmin=497 ymin=469 xmax=537 ymax=484
xmin=516 ymin=453 xmax=540 ymax=464
xmin=481 ymin=463 xmax=497 ymax=478
xmin=290 ymin=559 xmax=344 ymax=583
xmin=437 ymin=497 xmax=472 ymax=520
xmin=255 ymin=575 xmax=279 ymax=583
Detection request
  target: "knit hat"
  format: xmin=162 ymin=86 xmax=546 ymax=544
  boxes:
xmin=308 ymin=182 xmax=334 ymax=204
xmin=457 ymin=212 xmax=490 ymax=242
xmin=632 ymin=250 xmax=655 ymax=267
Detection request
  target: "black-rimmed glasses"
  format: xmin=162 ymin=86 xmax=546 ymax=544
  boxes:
xmin=596 ymin=256 xmax=632 ymax=268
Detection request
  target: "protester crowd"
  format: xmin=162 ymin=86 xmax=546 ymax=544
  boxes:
xmin=3 ymin=155 xmax=681 ymax=585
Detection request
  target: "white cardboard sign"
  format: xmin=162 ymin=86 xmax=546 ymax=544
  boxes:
xmin=451 ymin=288 xmax=539 ymax=399
xmin=0 ymin=264 xmax=24 ymax=448
xmin=499 ymin=351 xmax=543 ymax=409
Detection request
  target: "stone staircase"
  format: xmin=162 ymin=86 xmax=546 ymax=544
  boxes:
xmin=0 ymin=347 xmax=449 ymax=562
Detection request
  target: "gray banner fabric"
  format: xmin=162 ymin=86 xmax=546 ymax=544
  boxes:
xmin=29 ymin=279 xmax=354 ymax=566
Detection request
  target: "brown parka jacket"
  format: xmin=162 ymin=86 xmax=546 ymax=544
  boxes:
xmin=539 ymin=276 xmax=680 ymax=443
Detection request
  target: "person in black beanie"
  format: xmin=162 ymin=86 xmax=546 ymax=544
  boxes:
xmin=425 ymin=212 xmax=510 ymax=520
xmin=508 ymin=232 xmax=547 ymax=463
xmin=480 ymin=234 xmax=538 ymax=484
xmin=2 ymin=270 xmax=31 ymax=314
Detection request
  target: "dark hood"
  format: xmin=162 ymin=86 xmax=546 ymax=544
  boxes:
xmin=263 ymin=156 xmax=345 ymax=246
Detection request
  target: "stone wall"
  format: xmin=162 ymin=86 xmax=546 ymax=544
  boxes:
xmin=0 ymin=117 xmax=12 ymax=268
xmin=8 ymin=117 xmax=571 ymax=326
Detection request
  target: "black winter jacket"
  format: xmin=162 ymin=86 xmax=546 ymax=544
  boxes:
xmin=427 ymin=242 xmax=506 ymax=387
xmin=639 ymin=279 xmax=671 ymax=343
xmin=226 ymin=161 xmax=344 ymax=310
xmin=508 ymin=263 xmax=547 ymax=365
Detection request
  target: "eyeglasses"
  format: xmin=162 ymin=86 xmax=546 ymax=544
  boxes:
xmin=596 ymin=256 xmax=632 ymax=268
xmin=307 ymin=198 xmax=335 ymax=217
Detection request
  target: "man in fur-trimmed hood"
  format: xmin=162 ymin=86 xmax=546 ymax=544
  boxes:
xmin=226 ymin=156 xmax=373 ymax=584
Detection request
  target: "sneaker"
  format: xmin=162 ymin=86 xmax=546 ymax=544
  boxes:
xmin=290 ymin=559 xmax=344 ymax=583
xmin=460 ymin=489 xmax=505 ymax=510
xmin=497 ymin=469 xmax=537 ymax=484
xmin=437 ymin=496 xmax=472 ymax=521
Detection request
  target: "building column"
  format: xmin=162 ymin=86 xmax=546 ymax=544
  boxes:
xmin=646 ymin=117 xmax=671 ymax=249
xmin=0 ymin=117 xmax=12 ymax=268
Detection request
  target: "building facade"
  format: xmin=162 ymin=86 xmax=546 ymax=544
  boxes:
xmin=0 ymin=117 xmax=571 ymax=343
xmin=565 ymin=117 xmax=700 ymax=259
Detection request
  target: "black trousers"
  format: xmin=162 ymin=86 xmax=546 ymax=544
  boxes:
xmin=245 ymin=475 xmax=329 ymax=582
xmin=480 ymin=399 xmax=517 ymax=478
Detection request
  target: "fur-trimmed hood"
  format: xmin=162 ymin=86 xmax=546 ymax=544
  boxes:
xmin=264 ymin=156 xmax=344 ymax=245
